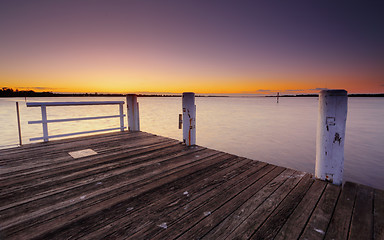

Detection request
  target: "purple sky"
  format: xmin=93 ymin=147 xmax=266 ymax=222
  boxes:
xmin=1 ymin=0 xmax=383 ymax=94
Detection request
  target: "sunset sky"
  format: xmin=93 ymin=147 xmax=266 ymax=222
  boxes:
xmin=0 ymin=1 xmax=383 ymax=94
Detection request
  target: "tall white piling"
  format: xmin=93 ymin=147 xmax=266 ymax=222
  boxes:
xmin=126 ymin=94 xmax=140 ymax=131
xmin=315 ymin=89 xmax=348 ymax=185
xmin=182 ymin=92 xmax=196 ymax=146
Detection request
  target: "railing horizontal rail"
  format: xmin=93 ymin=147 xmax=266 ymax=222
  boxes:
xmin=26 ymin=101 xmax=124 ymax=107
xmin=29 ymin=127 xmax=126 ymax=141
xmin=28 ymin=114 xmax=126 ymax=124
xmin=27 ymin=101 xmax=126 ymax=142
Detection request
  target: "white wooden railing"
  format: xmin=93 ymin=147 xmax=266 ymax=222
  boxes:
xmin=27 ymin=101 xmax=126 ymax=142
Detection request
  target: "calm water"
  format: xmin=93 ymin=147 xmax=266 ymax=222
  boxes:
xmin=1 ymin=97 xmax=383 ymax=190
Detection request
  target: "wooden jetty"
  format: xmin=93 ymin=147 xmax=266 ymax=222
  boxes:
xmin=0 ymin=131 xmax=383 ymax=239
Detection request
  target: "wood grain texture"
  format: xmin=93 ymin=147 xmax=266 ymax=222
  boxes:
xmin=324 ymin=181 xmax=357 ymax=240
xmin=0 ymin=131 xmax=382 ymax=240
xmin=275 ymin=180 xmax=327 ymax=240
xmin=374 ymin=188 xmax=384 ymax=240
xmin=349 ymin=184 xmax=374 ymax=240
xmin=299 ymin=182 xmax=341 ymax=240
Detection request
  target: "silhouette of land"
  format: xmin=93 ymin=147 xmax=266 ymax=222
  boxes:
xmin=0 ymin=88 xmax=227 ymax=98
xmin=266 ymin=93 xmax=384 ymax=97
xmin=1 ymin=88 xmax=383 ymax=98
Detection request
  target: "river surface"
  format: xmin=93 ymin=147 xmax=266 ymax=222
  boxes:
xmin=1 ymin=96 xmax=383 ymax=190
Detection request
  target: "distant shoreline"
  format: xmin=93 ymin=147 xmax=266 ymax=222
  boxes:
xmin=0 ymin=88 xmax=228 ymax=98
xmin=1 ymin=88 xmax=383 ymax=98
xmin=265 ymin=94 xmax=384 ymax=97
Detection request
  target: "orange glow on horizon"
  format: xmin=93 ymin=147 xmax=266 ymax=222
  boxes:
xmin=1 ymin=70 xmax=382 ymax=95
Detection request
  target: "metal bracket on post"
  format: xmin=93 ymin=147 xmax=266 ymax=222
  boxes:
xmin=178 ymin=114 xmax=182 ymax=129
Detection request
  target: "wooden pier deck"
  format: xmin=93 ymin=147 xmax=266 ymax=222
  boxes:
xmin=0 ymin=131 xmax=382 ymax=239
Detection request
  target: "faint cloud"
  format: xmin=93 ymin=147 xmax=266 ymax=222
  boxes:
xmin=285 ymin=89 xmax=304 ymax=92
xmin=309 ymin=88 xmax=329 ymax=91
xmin=240 ymin=89 xmax=272 ymax=94
xmin=256 ymin=89 xmax=272 ymax=92
xmin=134 ymin=91 xmax=179 ymax=95
xmin=16 ymin=86 xmax=55 ymax=90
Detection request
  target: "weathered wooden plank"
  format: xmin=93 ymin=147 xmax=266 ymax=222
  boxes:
xmin=94 ymin=161 xmax=268 ymax=239
xmin=250 ymin=174 xmax=315 ymax=239
xmin=203 ymin=169 xmax=298 ymax=239
xmin=0 ymin=130 xmax=136 ymax=155
xmin=45 ymin=156 xmax=252 ymax=239
xmin=349 ymin=184 xmax=374 ymax=240
xmin=0 ymin=131 xmax=150 ymax=162
xmin=324 ymin=181 xmax=358 ymax=240
xmin=2 ymin=150 xmax=230 ymax=239
xmin=25 ymin=152 xmax=236 ymax=240
xmin=227 ymin=173 xmax=313 ymax=240
xmin=0 ymin=139 xmax=180 ymax=188
xmin=128 ymin=163 xmax=275 ymax=239
xmin=374 ymin=188 xmax=384 ymax=240
xmin=274 ymin=179 xmax=327 ymax=240
xmin=182 ymin=169 xmax=298 ymax=239
xmin=0 ymin=144 xmax=206 ymax=222
xmin=0 ymin=147 xmax=215 ymax=230
xmin=0 ymin=131 xmax=382 ymax=240
xmin=0 ymin=141 xmax=186 ymax=204
xmin=150 ymin=165 xmax=284 ymax=240
xmin=82 ymin=158 xmax=256 ymax=239
xmin=0 ymin=133 xmax=168 ymax=173
xmin=0 ymin=133 xmax=169 ymax=177
xmin=299 ymin=183 xmax=341 ymax=240
xmin=0 ymin=139 xmax=177 ymax=182
xmin=0 ymin=135 xmax=166 ymax=174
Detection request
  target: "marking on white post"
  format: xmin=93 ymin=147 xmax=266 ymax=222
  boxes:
xmin=315 ymin=89 xmax=348 ymax=185
xmin=182 ymin=92 xmax=196 ymax=146
xmin=126 ymin=94 xmax=140 ymax=131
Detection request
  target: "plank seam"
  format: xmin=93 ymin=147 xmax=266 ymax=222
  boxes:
xmin=248 ymin=173 xmax=314 ymax=239
xmin=323 ymin=184 xmax=342 ymax=238
xmin=5 ymin=149 xmax=219 ymax=236
xmin=372 ymin=189 xmax=375 ymax=240
xmin=297 ymin=181 xmax=328 ymax=239
xmin=156 ymin=165 xmax=278 ymax=239
xmin=86 ymin=156 xmax=248 ymax=239
xmin=347 ymin=184 xmax=358 ymax=239
xmin=200 ymin=169 xmax=297 ymax=239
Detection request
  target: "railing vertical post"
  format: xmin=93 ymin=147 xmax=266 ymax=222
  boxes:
xmin=16 ymin=102 xmax=22 ymax=145
xmin=182 ymin=92 xmax=196 ymax=146
xmin=119 ymin=103 xmax=124 ymax=132
xmin=41 ymin=105 xmax=49 ymax=142
xmin=315 ymin=89 xmax=348 ymax=185
xmin=126 ymin=94 xmax=140 ymax=131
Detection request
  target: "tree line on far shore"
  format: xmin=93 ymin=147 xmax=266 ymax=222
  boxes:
xmin=0 ymin=87 xmax=180 ymax=97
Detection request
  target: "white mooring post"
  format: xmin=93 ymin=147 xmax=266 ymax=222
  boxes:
xmin=182 ymin=92 xmax=196 ymax=146
xmin=126 ymin=94 xmax=140 ymax=131
xmin=315 ymin=89 xmax=348 ymax=185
